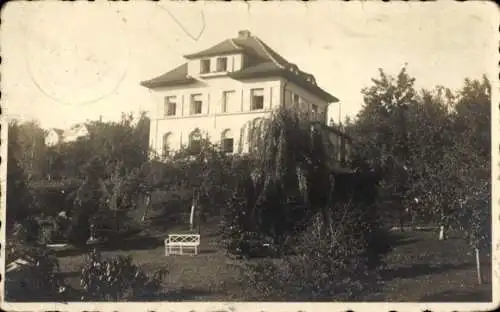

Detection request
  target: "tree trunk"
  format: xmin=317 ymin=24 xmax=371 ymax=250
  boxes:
xmin=140 ymin=195 xmax=151 ymax=222
xmin=475 ymin=247 xmax=483 ymax=284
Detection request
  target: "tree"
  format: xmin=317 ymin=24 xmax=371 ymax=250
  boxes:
xmin=406 ymin=87 xmax=457 ymax=238
xmin=230 ymin=108 xmax=389 ymax=300
xmin=47 ymin=112 xmax=150 ymax=181
xmin=349 ymin=66 xmax=418 ymax=230
xmin=6 ymin=121 xmax=37 ymax=239
xmin=451 ymin=76 xmax=491 ymax=283
xmin=13 ymin=121 xmax=47 ymax=180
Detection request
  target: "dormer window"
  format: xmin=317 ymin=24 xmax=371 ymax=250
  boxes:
xmin=200 ymin=59 xmax=211 ymax=74
xmin=216 ymin=57 xmax=228 ymax=72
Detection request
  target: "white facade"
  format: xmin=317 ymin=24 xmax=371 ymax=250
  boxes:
xmin=45 ymin=129 xmax=63 ymax=147
xmin=148 ymin=77 xmax=330 ymax=157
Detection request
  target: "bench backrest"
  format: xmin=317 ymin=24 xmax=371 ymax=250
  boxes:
xmin=166 ymin=234 xmax=200 ymax=245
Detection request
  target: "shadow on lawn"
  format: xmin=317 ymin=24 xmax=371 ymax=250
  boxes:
xmin=381 ymin=262 xmax=474 ymax=281
xmin=419 ymin=287 xmax=492 ymax=302
xmin=52 ymin=236 xmax=164 ymax=257
xmin=388 ymin=232 xmax=422 ymax=247
xmin=137 ymin=288 xmax=216 ymax=301
xmin=104 ymin=236 xmax=165 ymax=251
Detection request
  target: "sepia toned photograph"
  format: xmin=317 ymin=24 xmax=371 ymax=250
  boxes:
xmin=0 ymin=1 xmax=498 ymax=311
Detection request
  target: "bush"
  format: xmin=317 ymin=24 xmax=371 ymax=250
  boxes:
xmin=37 ymin=215 xmax=70 ymax=245
xmin=242 ymin=205 xmax=384 ymax=301
xmin=10 ymin=216 xmax=41 ymax=245
xmin=4 ymin=244 xmax=67 ymax=301
xmin=80 ymin=249 xmax=167 ymax=300
xmin=66 ymin=210 xmax=91 ymax=247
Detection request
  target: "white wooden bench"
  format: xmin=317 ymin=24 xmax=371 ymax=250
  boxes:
xmin=164 ymin=234 xmax=200 ymax=256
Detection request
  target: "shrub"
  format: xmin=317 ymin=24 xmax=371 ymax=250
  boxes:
xmin=66 ymin=210 xmax=91 ymax=247
xmin=37 ymin=215 xmax=70 ymax=245
xmin=80 ymin=249 xmax=167 ymax=301
xmin=4 ymin=244 xmax=67 ymax=301
xmin=243 ymin=204 xmax=384 ymax=301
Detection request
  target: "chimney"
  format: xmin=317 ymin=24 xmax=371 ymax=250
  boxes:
xmin=238 ymin=30 xmax=251 ymax=38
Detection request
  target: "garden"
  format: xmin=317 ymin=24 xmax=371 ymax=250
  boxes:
xmin=3 ymin=67 xmax=492 ymax=302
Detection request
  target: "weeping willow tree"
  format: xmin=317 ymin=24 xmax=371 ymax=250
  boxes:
xmin=222 ymin=108 xmax=390 ymax=299
xmin=222 ymin=108 xmax=369 ymax=257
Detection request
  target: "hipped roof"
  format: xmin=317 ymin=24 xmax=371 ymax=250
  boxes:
xmin=141 ymin=32 xmax=338 ymax=103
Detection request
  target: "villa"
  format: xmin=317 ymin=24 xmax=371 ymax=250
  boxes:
xmin=141 ymin=30 xmax=351 ymax=162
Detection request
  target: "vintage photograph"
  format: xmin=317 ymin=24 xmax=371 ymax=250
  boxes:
xmin=0 ymin=1 xmax=497 ymax=311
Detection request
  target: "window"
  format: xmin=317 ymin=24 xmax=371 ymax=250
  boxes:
xmin=216 ymin=57 xmax=228 ymax=72
xmin=200 ymin=59 xmax=210 ymax=74
xmin=250 ymin=88 xmax=264 ymax=110
xmin=189 ymin=129 xmax=202 ymax=155
xmin=311 ymin=104 xmax=318 ymax=119
xmin=222 ymin=91 xmax=235 ymax=113
xmin=319 ymin=109 xmax=326 ymax=123
xmin=221 ymin=129 xmax=234 ymax=153
xmin=164 ymin=96 xmax=177 ymax=116
xmin=293 ymin=93 xmax=300 ymax=107
xmin=190 ymin=94 xmax=203 ymax=115
xmin=162 ymin=132 xmax=172 ymax=157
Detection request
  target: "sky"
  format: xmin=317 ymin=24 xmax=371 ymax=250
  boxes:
xmin=1 ymin=1 xmax=497 ymax=130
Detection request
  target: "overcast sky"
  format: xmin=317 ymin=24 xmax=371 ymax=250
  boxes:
xmin=1 ymin=1 xmax=497 ymax=130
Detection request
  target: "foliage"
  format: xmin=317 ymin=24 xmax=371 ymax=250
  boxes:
xmin=6 ymin=121 xmax=37 ymax=233
xmin=219 ymin=107 xmax=389 ymax=301
xmin=4 ymin=243 xmax=67 ymax=301
xmin=10 ymin=120 xmax=47 ymax=180
xmin=346 ymin=66 xmax=420 ymax=228
xmin=243 ymin=197 xmax=386 ymax=300
xmin=45 ymin=112 xmax=150 ymax=180
xmin=80 ymin=249 xmax=166 ymax=300
xmin=348 ymin=67 xmax=491 ymax=245
xmin=36 ymin=214 xmax=71 ymax=244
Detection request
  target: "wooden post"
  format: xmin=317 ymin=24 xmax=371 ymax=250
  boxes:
xmin=189 ymin=191 xmax=196 ymax=232
xmin=475 ymin=247 xmax=483 ymax=284
xmin=438 ymin=210 xmax=446 ymax=240
xmin=439 ymin=225 xmax=445 ymax=240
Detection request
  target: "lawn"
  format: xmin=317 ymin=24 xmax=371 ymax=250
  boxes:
xmin=54 ymin=226 xmax=492 ymax=302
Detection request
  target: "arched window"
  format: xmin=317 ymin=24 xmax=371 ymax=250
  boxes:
xmin=162 ymin=132 xmax=173 ymax=157
xmin=221 ymin=129 xmax=234 ymax=153
xmin=189 ymin=129 xmax=202 ymax=155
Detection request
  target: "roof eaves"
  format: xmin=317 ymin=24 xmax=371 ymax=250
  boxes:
xmin=140 ymin=77 xmax=197 ymax=89
xmin=252 ymin=36 xmax=286 ymax=69
xmin=184 ymin=50 xmax=243 ymax=60
xmin=283 ymin=71 xmax=338 ymax=103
